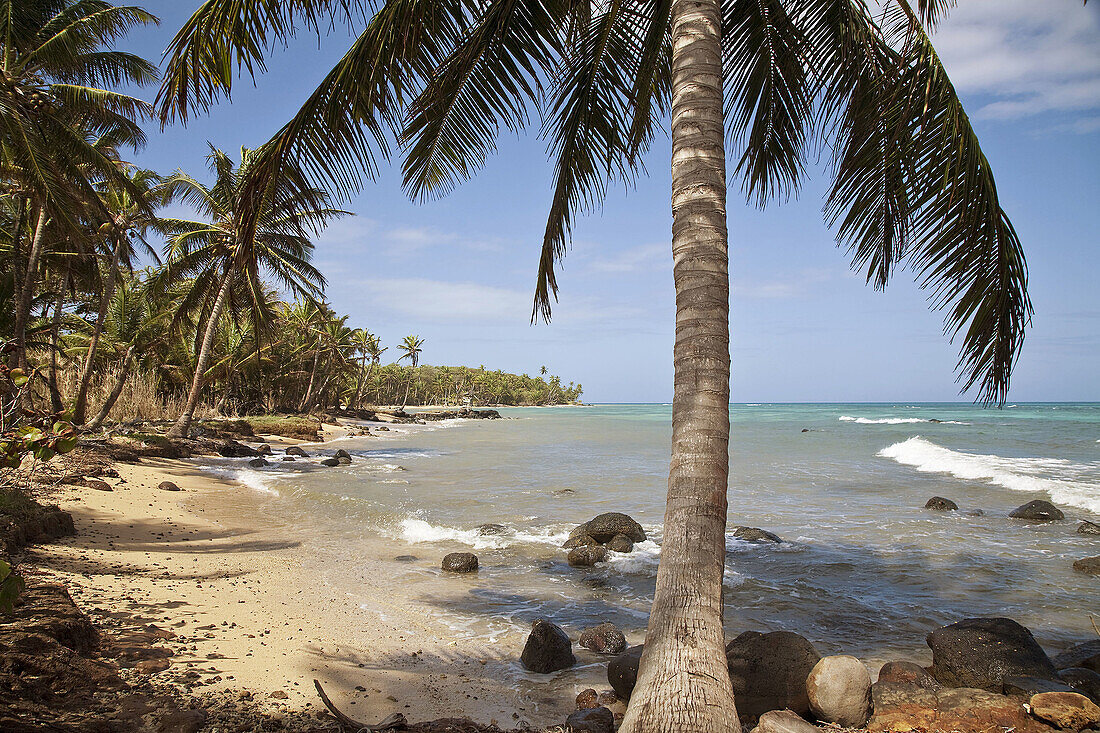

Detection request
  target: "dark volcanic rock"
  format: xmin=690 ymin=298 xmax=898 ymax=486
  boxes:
xmin=520 ymin=619 xmax=574 ymax=673
xmin=806 ymin=655 xmax=873 ymax=727
xmin=334 ymin=449 xmax=352 ymax=464
xmin=607 ymin=645 xmax=644 ymax=699
xmin=1078 ymin=520 xmax=1100 ymax=535
xmin=157 ymin=481 xmax=180 ymax=492
xmin=567 ymin=545 xmax=608 ymax=567
xmin=1059 ymin=667 xmax=1100 ymax=703
xmin=568 ymin=512 xmax=646 ymax=544
xmin=927 ymin=618 xmax=1059 ymax=691
xmin=1053 ymin=640 xmax=1100 ymax=673
xmin=247 ymin=458 xmax=268 ymax=468
xmin=576 ymin=688 xmax=598 ymax=709
xmin=1073 ymin=556 xmax=1100 ymax=575
xmin=877 ymin=660 xmax=940 ymax=689
xmin=318 ymin=457 xmax=340 ymax=467
xmin=578 ymin=623 xmax=627 ymax=656
xmin=285 ymin=446 xmax=310 ymax=457
xmin=606 ymin=534 xmax=634 ymax=553
xmin=86 ymin=479 xmax=112 ymax=491
xmin=1008 ymin=499 xmax=1064 ymax=521
xmin=727 ymin=630 xmax=822 ymax=721
xmin=476 ymin=523 xmax=507 ymax=536
xmin=752 ymin=709 xmax=821 ymax=733
xmin=564 ymin=706 xmax=614 ymax=733
xmin=256 ymin=443 xmax=272 ymax=455
xmin=733 ymin=526 xmax=782 ymax=543
xmin=925 ymin=496 xmax=959 ymax=511
xmin=562 ymin=534 xmax=599 ymax=549
xmin=216 ymin=440 xmax=259 ymax=458
xmin=1002 ymin=675 xmax=1077 ymax=697
xmin=441 ymin=552 xmax=478 ymax=573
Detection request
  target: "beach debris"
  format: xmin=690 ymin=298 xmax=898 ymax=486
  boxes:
xmin=732 ymin=526 xmax=783 ymax=544
xmin=1073 ymin=556 xmax=1100 ymax=575
xmin=1028 ymin=691 xmax=1100 ymax=729
xmin=607 ymin=645 xmax=643 ymax=699
xmin=334 ymin=449 xmax=352 ymax=464
xmin=313 ymin=679 xmax=407 ymax=731
xmin=751 ymin=709 xmax=820 ymax=733
xmin=319 ymin=457 xmax=340 ymax=467
xmin=927 ymin=618 xmax=1060 ymax=691
xmin=567 ymin=545 xmax=608 ymax=567
xmin=476 ymin=523 xmax=507 ymax=536
xmin=1053 ymin=641 xmax=1100 ymax=673
xmin=567 ymin=512 xmax=646 ymax=545
xmin=247 ymin=458 xmax=268 ymax=468
xmin=576 ymin=688 xmax=599 ymax=709
xmin=1008 ymin=499 xmax=1065 ymax=522
xmin=727 ymin=631 xmax=821 ymax=722
xmin=579 ymin=623 xmax=627 ymax=656
xmin=520 ymin=618 xmax=575 ymax=673
xmin=1079 ymin=520 xmax=1100 ymax=535
xmin=924 ymin=496 xmax=958 ymax=511
xmin=441 ymin=552 xmax=478 ymax=573
xmin=158 ymin=481 xmax=181 ymax=492
xmin=806 ymin=655 xmax=873 ymax=727
xmin=1058 ymin=667 xmax=1100 ymax=703
xmin=285 ymin=446 xmax=310 ymax=458
xmin=606 ymin=534 xmax=634 ymax=553
xmin=564 ymin=705 xmax=614 ymax=733
xmin=877 ymin=661 xmax=940 ymax=690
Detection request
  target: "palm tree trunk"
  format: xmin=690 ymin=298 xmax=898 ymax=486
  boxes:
xmin=299 ymin=349 xmax=321 ymax=412
xmin=86 ymin=345 xmax=135 ymax=431
xmin=48 ymin=289 xmax=65 ymax=412
xmin=167 ymin=269 xmax=233 ymax=438
xmin=352 ymin=357 xmax=369 ymax=409
xmin=619 ymin=1 xmax=738 ymax=731
xmin=73 ymin=238 xmax=124 ymax=424
xmin=11 ymin=208 xmax=49 ymax=370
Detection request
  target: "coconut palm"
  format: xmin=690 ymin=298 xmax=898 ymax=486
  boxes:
xmin=350 ymin=330 xmax=383 ymax=409
xmin=158 ymin=1 xmax=1041 ymax=728
xmin=397 ymin=335 xmax=423 ymax=409
xmin=157 ymin=145 xmax=348 ymax=437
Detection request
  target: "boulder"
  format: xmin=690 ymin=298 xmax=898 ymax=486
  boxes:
xmin=597 ymin=690 xmax=618 ymax=707
xmin=256 ymin=443 xmax=272 ymax=455
xmin=216 ymin=440 xmax=259 ymax=458
xmin=476 ymin=523 xmax=507 ymax=536
xmin=285 ymin=446 xmax=310 ymax=457
xmin=727 ymin=630 xmax=822 ymax=721
xmin=319 ymin=457 xmax=340 ymax=467
xmin=871 ymin=680 xmax=938 ymax=711
xmin=564 ymin=706 xmax=614 ymax=733
xmin=441 ymin=552 xmax=478 ymax=573
xmin=520 ymin=619 xmax=574 ymax=673
xmin=1002 ymin=676 xmax=1077 ymax=697
xmin=562 ymin=534 xmax=600 ymax=550
xmin=806 ymin=655 xmax=873 ymax=727
xmin=334 ymin=448 xmax=352 ymax=464
xmin=568 ymin=513 xmax=646 ymax=544
xmin=733 ymin=526 xmax=782 ymax=544
xmin=607 ymin=645 xmax=644 ymax=699
xmin=281 ymin=456 xmax=295 ymax=461
xmin=925 ymin=496 xmax=959 ymax=511
xmin=86 ymin=479 xmax=112 ymax=491
xmin=1059 ymin=667 xmax=1100 ymax=703
xmin=927 ymin=618 xmax=1059 ymax=691
xmin=606 ymin=534 xmax=634 ymax=553
xmin=1078 ymin=520 xmax=1100 ymax=535
xmin=750 ymin=709 xmax=821 ymax=733
xmin=1053 ymin=641 xmax=1100 ymax=673
xmin=877 ymin=660 xmax=940 ymax=689
xmin=1073 ymin=556 xmax=1100 ymax=575
xmin=247 ymin=458 xmax=268 ymax=468
xmin=1029 ymin=691 xmax=1100 ymax=729
xmin=869 ymin=686 xmax=1051 ymax=733
xmin=1008 ymin=500 xmax=1064 ymax=521
xmin=576 ymin=688 xmax=598 ymax=710
xmin=568 ymin=545 xmax=608 ymax=567
xmin=157 ymin=481 xmax=181 ymax=492
xmin=578 ymin=623 xmax=627 ymax=656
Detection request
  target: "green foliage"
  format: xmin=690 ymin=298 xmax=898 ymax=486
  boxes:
xmin=0 ymin=559 xmax=24 ymax=615
xmin=241 ymin=416 xmax=320 ymax=441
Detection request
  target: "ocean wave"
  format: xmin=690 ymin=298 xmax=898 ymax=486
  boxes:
xmin=840 ymin=416 xmax=969 ymax=425
xmin=399 ymin=517 xmax=569 ymax=550
xmin=879 ymin=436 xmax=1100 ymax=513
xmin=197 ymin=463 xmax=280 ymax=496
xmin=604 ymin=540 xmax=661 ymax=575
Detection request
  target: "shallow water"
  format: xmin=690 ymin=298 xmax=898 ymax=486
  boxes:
xmin=198 ymin=403 xmax=1100 ymax=668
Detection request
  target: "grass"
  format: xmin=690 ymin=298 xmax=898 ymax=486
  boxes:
xmin=0 ymin=488 xmax=46 ymax=520
xmin=242 ymin=415 xmax=321 ymax=441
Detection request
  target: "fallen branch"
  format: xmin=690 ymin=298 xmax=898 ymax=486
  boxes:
xmin=314 ymin=679 xmax=407 ymax=732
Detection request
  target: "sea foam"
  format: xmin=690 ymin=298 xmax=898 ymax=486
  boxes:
xmin=840 ymin=416 xmax=968 ymax=425
xmin=879 ymin=436 xmax=1100 ymax=513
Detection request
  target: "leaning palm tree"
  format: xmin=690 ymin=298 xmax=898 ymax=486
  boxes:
xmin=397 ymin=335 xmax=423 ymax=409
xmin=158 ymin=1 xmax=1043 ymax=729
xmin=157 ymin=145 xmax=348 ymax=438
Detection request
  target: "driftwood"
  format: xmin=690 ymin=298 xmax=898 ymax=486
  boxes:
xmin=314 ymin=679 xmax=407 ymax=732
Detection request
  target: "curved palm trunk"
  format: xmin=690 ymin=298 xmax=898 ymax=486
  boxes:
xmin=48 ymin=289 xmax=65 ymax=412
xmin=73 ymin=238 xmax=124 ymax=424
xmin=167 ymin=269 xmax=233 ymax=438
xmin=86 ymin=345 xmax=135 ymax=431
xmin=11 ymin=208 xmax=49 ymax=370
xmin=298 ymin=349 xmax=321 ymax=412
xmin=619 ymin=1 xmax=738 ymax=731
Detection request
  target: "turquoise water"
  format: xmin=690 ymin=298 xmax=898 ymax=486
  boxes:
xmin=200 ymin=403 xmax=1100 ymax=665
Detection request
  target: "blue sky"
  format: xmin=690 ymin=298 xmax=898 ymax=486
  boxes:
xmin=122 ymin=1 xmax=1099 ymax=403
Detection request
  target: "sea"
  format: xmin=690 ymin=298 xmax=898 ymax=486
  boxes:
xmin=197 ymin=403 xmax=1100 ymax=668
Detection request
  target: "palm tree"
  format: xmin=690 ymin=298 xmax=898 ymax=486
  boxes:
xmin=351 ymin=330 xmax=383 ymax=409
xmin=158 ymin=145 xmax=348 ymax=437
xmin=157 ymin=1 xmax=1041 ymax=728
xmin=397 ymin=335 xmax=423 ymax=409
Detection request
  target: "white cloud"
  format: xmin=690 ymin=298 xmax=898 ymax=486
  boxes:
xmin=732 ymin=268 xmax=841 ymax=299
xmin=930 ymin=0 xmax=1100 ymax=125
xmin=587 ymin=243 xmax=668 ymax=273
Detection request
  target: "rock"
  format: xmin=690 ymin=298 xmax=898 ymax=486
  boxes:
xmin=135 ymin=658 xmax=172 ymax=675
xmin=576 ymin=688 xmax=599 ymax=709
xmin=247 ymin=457 xmax=268 ymax=468
xmin=925 ymin=496 xmax=958 ymax=511
xmin=281 ymin=456 xmax=295 ymax=461
xmin=216 ymin=440 xmax=259 ymax=458
xmin=877 ymin=660 xmax=940 ymax=689
xmin=1029 ymin=691 xmax=1100 ymax=729
xmin=1078 ymin=520 xmax=1100 ymax=535
xmin=607 ymin=645 xmax=644 ymax=699
xmin=256 ymin=443 xmax=272 ymax=455
xmin=1073 ymin=556 xmax=1100 ymax=575
xmin=1008 ymin=499 xmax=1065 ymax=521
xmin=156 ymin=708 xmax=207 ymax=733
xmin=334 ymin=448 xmax=352 ymax=464
xmin=927 ymin=617 xmax=1059 ymax=691
xmin=520 ymin=619 xmax=575 ymax=673
xmin=727 ymin=630 xmax=822 ymax=721
xmin=86 ymin=479 xmax=112 ymax=491
xmin=750 ymin=709 xmax=821 ymax=733
xmin=1059 ymin=667 xmax=1100 ymax=703
xmin=871 ymin=680 xmax=938 ymax=711
xmin=564 ymin=706 xmax=614 ymax=733
xmin=158 ymin=481 xmax=181 ymax=492
xmin=319 ymin=457 xmax=340 ymax=467
xmin=733 ymin=526 xmax=782 ymax=543
xmin=477 ymin=523 xmax=507 ymax=536
xmin=441 ymin=552 xmax=478 ymax=573
xmin=568 ymin=545 xmax=608 ymax=567
xmin=606 ymin=534 xmax=634 ymax=553
xmin=568 ymin=512 xmax=646 ymax=544
xmin=869 ymin=686 xmax=1050 ymax=733
xmin=597 ymin=690 xmax=618 ymax=706
xmin=806 ymin=655 xmax=873 ymax=726
xmin=1053 ymin=641 xmax=1100 ymax=673
xmin=1002 ymin=675 xmax=1077 ymax=697
xmin=394 ymin=555 xmax=418 ymax=562
xmin=562 ymin=534 xmax=600 ymax=549
xmin=285 ymin=446 xmax=310 ymax=457
xmin=579 ymin=623 xmax=627 ymax=655
xmin=270 ymin=690 xmax=288 ymax=699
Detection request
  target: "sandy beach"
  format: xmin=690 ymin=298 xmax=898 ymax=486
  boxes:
xmin=22 ymin=427 xmax=585 ymax=730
